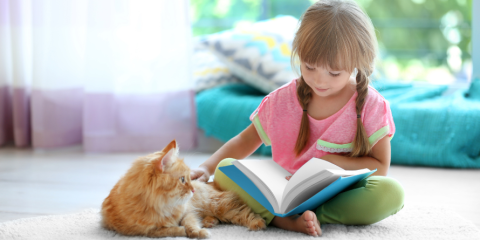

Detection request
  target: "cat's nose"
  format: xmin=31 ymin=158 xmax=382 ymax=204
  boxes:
xmin=191 ymin=188 xmax=195 ymax=193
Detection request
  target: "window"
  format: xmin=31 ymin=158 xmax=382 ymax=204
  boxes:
xmin=473 ymin=0 xmax=479 ymax=80
xmin=191 ymin=0 xmax=473 ymax=84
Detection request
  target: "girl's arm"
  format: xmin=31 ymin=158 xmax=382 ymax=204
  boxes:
xmin=191 ymin=123 xmax=263 ymax=182
xmin=321 ymin=136 xmax=391 ymax=176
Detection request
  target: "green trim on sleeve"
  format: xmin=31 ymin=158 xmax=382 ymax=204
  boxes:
xmin=317 ymin=140 xmax=353 ymax=150
xmin=316 ymin=126 xmax=391 ymax=152
xmin=368 ymin=126 xmax=390 ymax=145
xmin=252 ymin=114 xmax=272 ymax=146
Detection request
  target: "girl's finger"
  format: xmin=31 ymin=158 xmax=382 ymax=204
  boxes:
xmin=198 ymin=176 xmax=208 ymax=182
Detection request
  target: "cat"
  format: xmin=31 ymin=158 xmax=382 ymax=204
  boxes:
xmin=101 ymin=140 xmax=266 ymax=238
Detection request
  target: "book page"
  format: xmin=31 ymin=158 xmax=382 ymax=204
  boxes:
xmin=283 ymin=158 xmax=343 ymax=201
xmin=282 ymin=172 xmax=338 ymax=213
xmin=281 ymin=167 xmax=372 ymax=213
xmin=329 ymin=168 xmax=370 ymax=177
xmin=234 ymin=160 xmax=289 ymax=211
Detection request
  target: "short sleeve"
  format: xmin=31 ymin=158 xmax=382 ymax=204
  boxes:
xmin=250 ymin=95 xmax=272 ymax=146
xmin=362 ymin=88 xmax=396 ymax=148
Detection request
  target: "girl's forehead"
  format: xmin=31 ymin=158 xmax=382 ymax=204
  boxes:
xmin=298 ymin=45 xmax=356 ymax=72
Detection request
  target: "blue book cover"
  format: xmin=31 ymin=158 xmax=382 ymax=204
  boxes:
xmin=219 ymin=164 xmax=376 ymax=217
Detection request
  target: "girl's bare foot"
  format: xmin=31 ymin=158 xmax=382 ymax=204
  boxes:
xmin=271 ymin=210 xmax=322 ymax=237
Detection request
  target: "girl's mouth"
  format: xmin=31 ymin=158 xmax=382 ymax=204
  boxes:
xmin=316 ymin=88 xmax=328 ymax=92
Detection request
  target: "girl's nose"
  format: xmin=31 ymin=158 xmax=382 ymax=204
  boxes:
xmin=313 ymin=74 xmax=323 ymax=84
xmin=314 ymin=77 xmax=322 ymax=85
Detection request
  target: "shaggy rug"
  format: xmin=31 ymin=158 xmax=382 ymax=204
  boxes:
xmin=0 ymin=205 xmax=479 ymax=240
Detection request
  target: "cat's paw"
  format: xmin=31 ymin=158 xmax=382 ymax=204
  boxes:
xmin=187 ymin=228 xmax=210 ymax=239
xmin=202 ymin=216 xmax=219 ymax=228
xmin=174 ymin=226 xmax=188 ymax=237
xmin=248 ymin=217 xmax=266 ymax=231
xmin=148 ymin=226 xmax=186 ymax=238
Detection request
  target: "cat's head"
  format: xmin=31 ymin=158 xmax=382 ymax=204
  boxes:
xmin=123 ymin=140 xmax=195 ymax=208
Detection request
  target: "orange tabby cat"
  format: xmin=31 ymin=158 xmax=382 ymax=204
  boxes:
xmin=101 ymin=140 xmax=266 ymax=238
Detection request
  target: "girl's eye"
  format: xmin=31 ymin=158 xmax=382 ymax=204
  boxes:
xmin=180 ymin=176 xmax=185 ymax=183
xmin=305 ymin=64 xmax=314 ymax=70
xmin=329 ymin=72 xmax=341 ymax=77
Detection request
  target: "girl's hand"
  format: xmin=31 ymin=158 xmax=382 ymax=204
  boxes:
xmin=285 ymin=176 xmax=292 ymax=181
xmin=190 ymin=166 xmax=210 ymax=182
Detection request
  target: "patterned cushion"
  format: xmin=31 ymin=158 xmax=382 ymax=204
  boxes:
xmin=198 ymin=16 xmax=299 ymax=94
xmin=193 ymin=42 xmax=242 ymax=92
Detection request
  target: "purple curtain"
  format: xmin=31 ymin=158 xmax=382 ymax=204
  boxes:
xmin=0 ymin=0 xmax=197 ymax=152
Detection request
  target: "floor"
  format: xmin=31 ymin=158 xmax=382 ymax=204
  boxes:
xmin=0 ymin=144 xmax=479 ymax=229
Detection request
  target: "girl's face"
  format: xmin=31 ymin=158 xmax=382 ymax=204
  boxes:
xmin=301 ymin=62 xmax=352 ymax=99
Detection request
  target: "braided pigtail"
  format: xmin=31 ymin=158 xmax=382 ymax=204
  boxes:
xmin=294 ymin=76 xmax=313 ymax=156
xmin=348 ymin=70 xmax=371 ymax=157
xmin=291 ymin=0 xmax=377 ymax=157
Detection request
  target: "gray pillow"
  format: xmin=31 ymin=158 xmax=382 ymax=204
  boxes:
xmin=197 ymin=16 xmax=299 ymax=94
xmin=193 ymin=42 xmax=242 ymax=92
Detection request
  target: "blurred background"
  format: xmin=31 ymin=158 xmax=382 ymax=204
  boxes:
xmin=0 ymin=0 xmax=476 ymax=152
xmin=191 ymin=0 xmax=473 ymax=84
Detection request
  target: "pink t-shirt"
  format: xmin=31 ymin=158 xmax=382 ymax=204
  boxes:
xmin=250 ymin=79 xmax=395 ymax=174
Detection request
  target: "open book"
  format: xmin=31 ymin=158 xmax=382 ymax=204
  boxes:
xmin=219 ymin=158 xmax=376 ymax=217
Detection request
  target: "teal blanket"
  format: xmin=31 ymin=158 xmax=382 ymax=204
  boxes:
xmin=196 ymin=79 xmax=480 ymax=168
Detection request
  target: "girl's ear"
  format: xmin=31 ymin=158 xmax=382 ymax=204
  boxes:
xmin=156 ymin=140 xmax=179 ymax=172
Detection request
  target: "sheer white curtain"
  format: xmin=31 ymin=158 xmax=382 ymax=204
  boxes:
xmin=0 ymin=0 xmax=197 ymax=152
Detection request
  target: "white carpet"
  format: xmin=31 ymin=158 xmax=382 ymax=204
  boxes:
xmin=0 ymin=205 xmax=479 ymax=240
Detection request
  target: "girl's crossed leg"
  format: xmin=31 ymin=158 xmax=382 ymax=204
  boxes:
xmin=213 ymin=158 xmax=405 ymax=236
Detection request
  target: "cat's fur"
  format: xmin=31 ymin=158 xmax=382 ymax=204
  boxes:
xmin=101 ymin=140 xmax=266 ymax=238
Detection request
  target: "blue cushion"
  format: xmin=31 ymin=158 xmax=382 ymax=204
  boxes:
xmin=196 ymin=84 xmax=271 ymax=156
xmin=196 ymin=82 xmax=480 ymax=168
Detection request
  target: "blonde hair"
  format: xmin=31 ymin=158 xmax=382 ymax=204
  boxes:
xmin=291 ymin=0 xmax=377 ymax=157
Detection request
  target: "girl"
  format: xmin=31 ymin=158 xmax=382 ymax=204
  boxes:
xmin=191 ymin=0 xmax=404 ymax=237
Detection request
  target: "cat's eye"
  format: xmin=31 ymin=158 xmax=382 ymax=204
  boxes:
xmin=180 ymin=176 xmax=185 ymax=184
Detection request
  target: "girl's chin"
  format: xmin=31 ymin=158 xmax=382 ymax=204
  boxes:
xmin=313 ymin=89 xmax=344 ymax=98
xmin=313 ymin=89 xmax=330 ymax=96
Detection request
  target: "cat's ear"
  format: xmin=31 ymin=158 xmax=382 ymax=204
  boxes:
xmin=157 ymin=140 xmax=179 ymax=171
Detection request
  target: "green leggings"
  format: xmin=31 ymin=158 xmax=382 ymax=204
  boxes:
xmin=214 ymin=158 xmax=405 ymax=225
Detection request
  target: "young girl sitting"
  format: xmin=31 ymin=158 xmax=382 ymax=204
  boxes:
xmin=191 ymin=0 xmax=405 ymax=237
